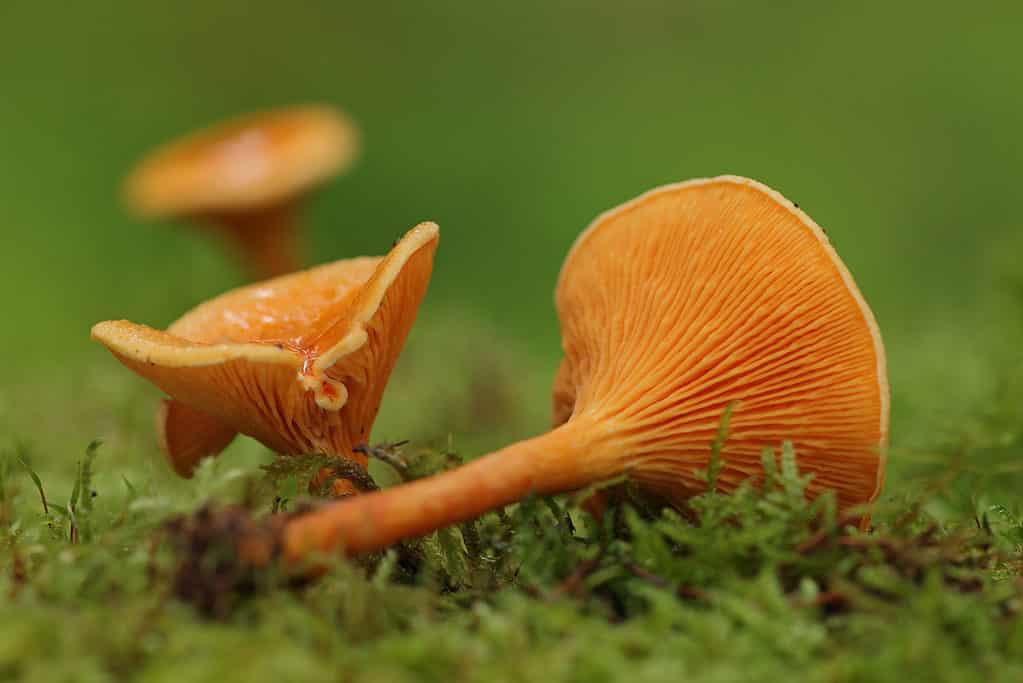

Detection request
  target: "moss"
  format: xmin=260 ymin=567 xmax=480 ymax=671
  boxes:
xmin=1 ymin=419 xmax=1021 ymax=683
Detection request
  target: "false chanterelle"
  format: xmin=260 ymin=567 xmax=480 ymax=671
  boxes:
xmin=91 ymin=223 xmax=439 ymax=493
xmin=123 ymin=104 xmax=359 ymax=278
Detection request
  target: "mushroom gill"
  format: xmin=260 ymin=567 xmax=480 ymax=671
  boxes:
xmin=551 ymin=176 xmax=888 ymax=510
xmin=91 ymin=223 xmax=439 ymax=480
xmin=271 ymin=176 xmax=888 ymax=560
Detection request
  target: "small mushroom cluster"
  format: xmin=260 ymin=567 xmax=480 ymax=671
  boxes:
xmin=95 ymin=113 xmax=890 ymax=574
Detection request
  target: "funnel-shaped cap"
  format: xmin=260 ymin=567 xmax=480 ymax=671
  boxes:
xmin=92 ymin=223 xmax=439 ymax=475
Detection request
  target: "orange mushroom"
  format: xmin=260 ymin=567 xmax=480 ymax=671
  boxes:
xmin=269 ymin=176 xmax=888 ymax=561
xmin=124 ymin=105 xmax=359 ymax=278
xmin=91 ymin=223 xmax=439 ymax=487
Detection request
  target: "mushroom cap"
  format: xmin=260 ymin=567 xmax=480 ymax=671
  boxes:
xmin=123 ymin=105 xmax=359 ymax=218
xmin=91 ymin=222 xmax=438 ymax=471
xmin=553 ymin=176 xmax=888 ymax=511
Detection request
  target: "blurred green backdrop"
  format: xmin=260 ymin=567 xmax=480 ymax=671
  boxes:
xmin=1 ymin=1 xmax=1021 ymax=478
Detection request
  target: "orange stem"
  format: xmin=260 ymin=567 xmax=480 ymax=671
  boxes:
xmin=281 ymin=424 xmax=594 ymax=560
xmin=212 ymin=203 xmax=303 ymax=279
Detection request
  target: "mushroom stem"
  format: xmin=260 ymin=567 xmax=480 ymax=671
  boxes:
xmin=210 ymin=203 xmax=302 ymax=279
xmin=280 ymin=423 xmax=599 ymax=560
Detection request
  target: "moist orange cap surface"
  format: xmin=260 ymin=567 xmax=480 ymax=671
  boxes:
xmin=91 ymin=223 xmax=438 ymax=471
xmin=123 ymin=105 xmax=359 ymax=218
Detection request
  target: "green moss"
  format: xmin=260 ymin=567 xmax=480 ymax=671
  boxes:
xmin=2 ymin=409 xmax=1022 ymax=682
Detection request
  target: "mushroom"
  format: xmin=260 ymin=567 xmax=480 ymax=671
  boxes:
xmin=91 ymin=223 xmax=439 ymax=488
xmin=269 ymin=176 xmax=888 ymax=560
xmin=123 ymin=105 xmax=359 ymax=278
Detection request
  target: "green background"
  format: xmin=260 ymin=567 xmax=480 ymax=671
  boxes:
xmin=1 ymin=1 xmax=1021 ymax=474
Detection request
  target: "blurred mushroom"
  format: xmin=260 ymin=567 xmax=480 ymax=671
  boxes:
xmin=124 ymin=105 xmax=359 ymax=278
xmin=273 ymin=176 xmax=888 ymax=559
xmin=91 ymin=223 xmax=439 ymax=487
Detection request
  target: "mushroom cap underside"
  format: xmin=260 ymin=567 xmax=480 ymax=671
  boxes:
xmin=124 ymin=105 xmax=359 ymax=218
xmin=553 ymin=176 xmax=889 ymax=511
xmin=91 ymin=222 xmax=438 ymax=463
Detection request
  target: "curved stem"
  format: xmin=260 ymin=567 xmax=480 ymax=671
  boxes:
xmin=281 ymin=424 xmax=595 ymax=560
xmin=212 ymin=202 xmax=302 ymax=278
